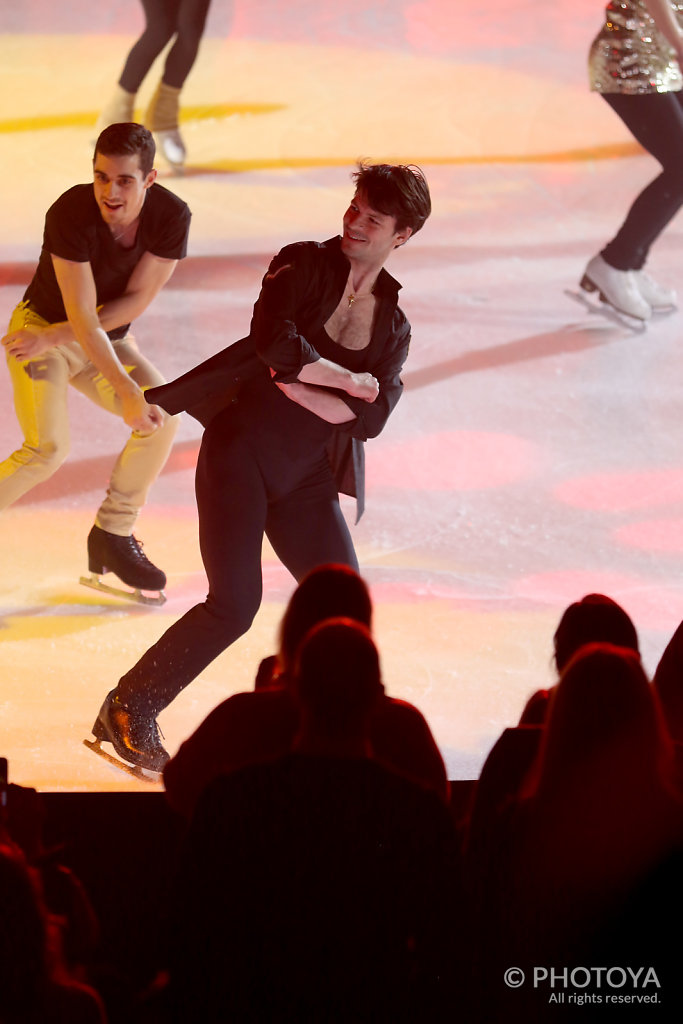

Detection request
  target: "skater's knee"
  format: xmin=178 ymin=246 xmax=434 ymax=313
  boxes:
xmin=139 ymin=20 xmax=176 ymax=51
xmin=206 ymin=592 xmax=260 ymax=640
xmin=175 ymin=7 xmax=210 ymax=48
xmin=224 ymin=604 xmax=259 ymax=640
xmin=153 ymin=409 xmax=180 ymax=447
xmin=15 ymin=439 xmax=68 ymax=480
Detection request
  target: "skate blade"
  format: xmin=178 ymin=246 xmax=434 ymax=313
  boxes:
xmin=565 ymin=288 xmax=648 ymax=333
xmin=83 ymin=738 xmax=161 ymax=782
xmin=79 ymin=573 xmax=166 ymax=606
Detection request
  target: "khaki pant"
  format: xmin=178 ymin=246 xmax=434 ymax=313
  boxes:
xmin=0 ymin=301 xmax=178 ymax=535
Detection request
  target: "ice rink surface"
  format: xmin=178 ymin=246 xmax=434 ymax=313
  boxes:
xmin=2 ymin=1 xmax=683 ymax=790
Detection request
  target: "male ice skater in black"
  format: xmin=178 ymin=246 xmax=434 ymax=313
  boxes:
xmin=90 ymin=162 xmax=432 ymax=771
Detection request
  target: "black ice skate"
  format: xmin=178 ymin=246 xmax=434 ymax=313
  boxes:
xmin=79 ymin=525 xmax=167 ymax=605
xmin=84 ymin=688 xmax=169 ymax=779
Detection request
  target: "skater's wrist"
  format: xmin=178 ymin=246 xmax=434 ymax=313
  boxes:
xmin=115 ymin=376 xmax=143 ymax=401
xmin=46 ymin=321 xmax=73 ymax=347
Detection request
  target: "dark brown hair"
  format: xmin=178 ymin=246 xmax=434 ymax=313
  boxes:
xmin=94 ymin=122 xmax=156 ymax=176
xmin=351 ymin=162 xmax=431 ymax=236
xmin=295 ymin=618 xmax=382 ymax=736
xmin=278 ymin=564 xmax=372 ymax=671
xmin=553 ymin=593 xmax=639 ymax=672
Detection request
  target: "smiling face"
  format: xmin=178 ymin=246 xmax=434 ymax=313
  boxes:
xmin=93 ymin=151 xmax=156 ymax=232
xmin=341 ymin=190 xmax=412 ymax=269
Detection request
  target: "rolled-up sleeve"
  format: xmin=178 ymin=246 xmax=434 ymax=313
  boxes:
xmin=250 ymin=245 xmax=322 ymax=382
xmin=334 ymin=310 xmax=411 ymax=442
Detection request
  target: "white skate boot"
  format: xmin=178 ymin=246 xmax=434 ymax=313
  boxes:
xmin=580 ymin=255 xmax=651 ymax=322
xmin=156 ymin=128 xmax=187 ymax=172
xmin=145 ymin=81 xmax=186 ymax=173
xmin=634 ymin=270 xmax=677 ymax=312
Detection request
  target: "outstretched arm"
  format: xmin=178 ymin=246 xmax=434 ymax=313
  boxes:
xmin=2 ymin=251 xmax=177 ymax=360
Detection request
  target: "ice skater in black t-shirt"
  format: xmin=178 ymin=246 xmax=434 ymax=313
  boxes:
xmin=0 ymin=123 xmax=191 ymax=602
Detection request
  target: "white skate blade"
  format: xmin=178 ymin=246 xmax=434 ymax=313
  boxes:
xmin=79 ymin=573 xmax=167 ymax=606
xmin=83 ymin=738 xmax=161 ymax=782
xmin=565 ymin=288 xmax=648 ymax=333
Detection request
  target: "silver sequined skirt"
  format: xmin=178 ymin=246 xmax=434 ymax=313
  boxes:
xmin=589 ymin=0 xmax=683 ymax=95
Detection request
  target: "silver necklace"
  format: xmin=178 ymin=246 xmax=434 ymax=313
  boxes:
xmin=111 ymin=220 xmax=137 ymax=243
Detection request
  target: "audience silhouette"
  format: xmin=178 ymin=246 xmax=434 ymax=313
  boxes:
xmin=6 ymin=588 xmax=683 ymax=1021
xmin=0 ymin=842 xmax=106 ymax=1024
xmin=163 ymin=563 xmax=449 ymax=816
xmin=464 ymin=641 xmax=683 ymax=1022
xmin=466 ymin=592 xmax=642 ymax=845
xmin=553 ymin=592 xmax=640 ymax=673
xmin=654 ymin=616 xmax=683 ymax=744
xmin=168 ymin=618 xmax=461 ymax=1022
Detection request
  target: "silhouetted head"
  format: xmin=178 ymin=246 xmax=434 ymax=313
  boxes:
xmin=653 ymin=618 xmax=683 ymax=742
xmin=277 ymin=564 xmax=373 ymax=675
xmin=351 ymin=162 xmax=431 ymax=237
xmin=519 ymin=645 xmax=680 ymax=907
xmin=553 ymin=593 xmax=639 ymax=673
xmin=531 ymin=643 xmax=672 ymax=802
xmin=294 ymin=618 xmax=383 ymax=740
xmin=94 ymin=122 xmax=156 ymax=176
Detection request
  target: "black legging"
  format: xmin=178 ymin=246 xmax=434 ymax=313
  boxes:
xmin=601 ymin=89 xmax=683 ymax=271
xmin=116 ymin=385 xmax=359 ymax=719
xmin=119 ymin=0 xmax=212 ymax=92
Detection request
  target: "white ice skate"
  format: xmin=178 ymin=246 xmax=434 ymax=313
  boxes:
xmin=578 ymin=255 xmax=651 ymax=323
xmin=155 ymin=129 xmax=186 ymax=174
xmin=565 ymin=288 xmax=646 ymax=332
xmin=634 ymin=270 xmax=677 ymax=313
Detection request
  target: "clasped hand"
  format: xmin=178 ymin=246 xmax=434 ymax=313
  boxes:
xmin=348 ymin=371 xmax=379 ymax=402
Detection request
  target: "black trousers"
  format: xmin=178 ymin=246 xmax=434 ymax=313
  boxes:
xmin=119 ymin=0 xmax=212 ymax=92
xmin=601 ymin=89 xmax=683 ymax=270
xmin=116 ymin=387 xmax=358 ymax=718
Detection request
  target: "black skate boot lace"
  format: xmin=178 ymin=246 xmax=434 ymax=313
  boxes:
xmin=130 ymin=535 xmax=154 ymax=566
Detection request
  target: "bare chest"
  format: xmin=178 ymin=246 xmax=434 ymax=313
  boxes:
xmin=325 ymin=293 xmax=378 ymax=350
